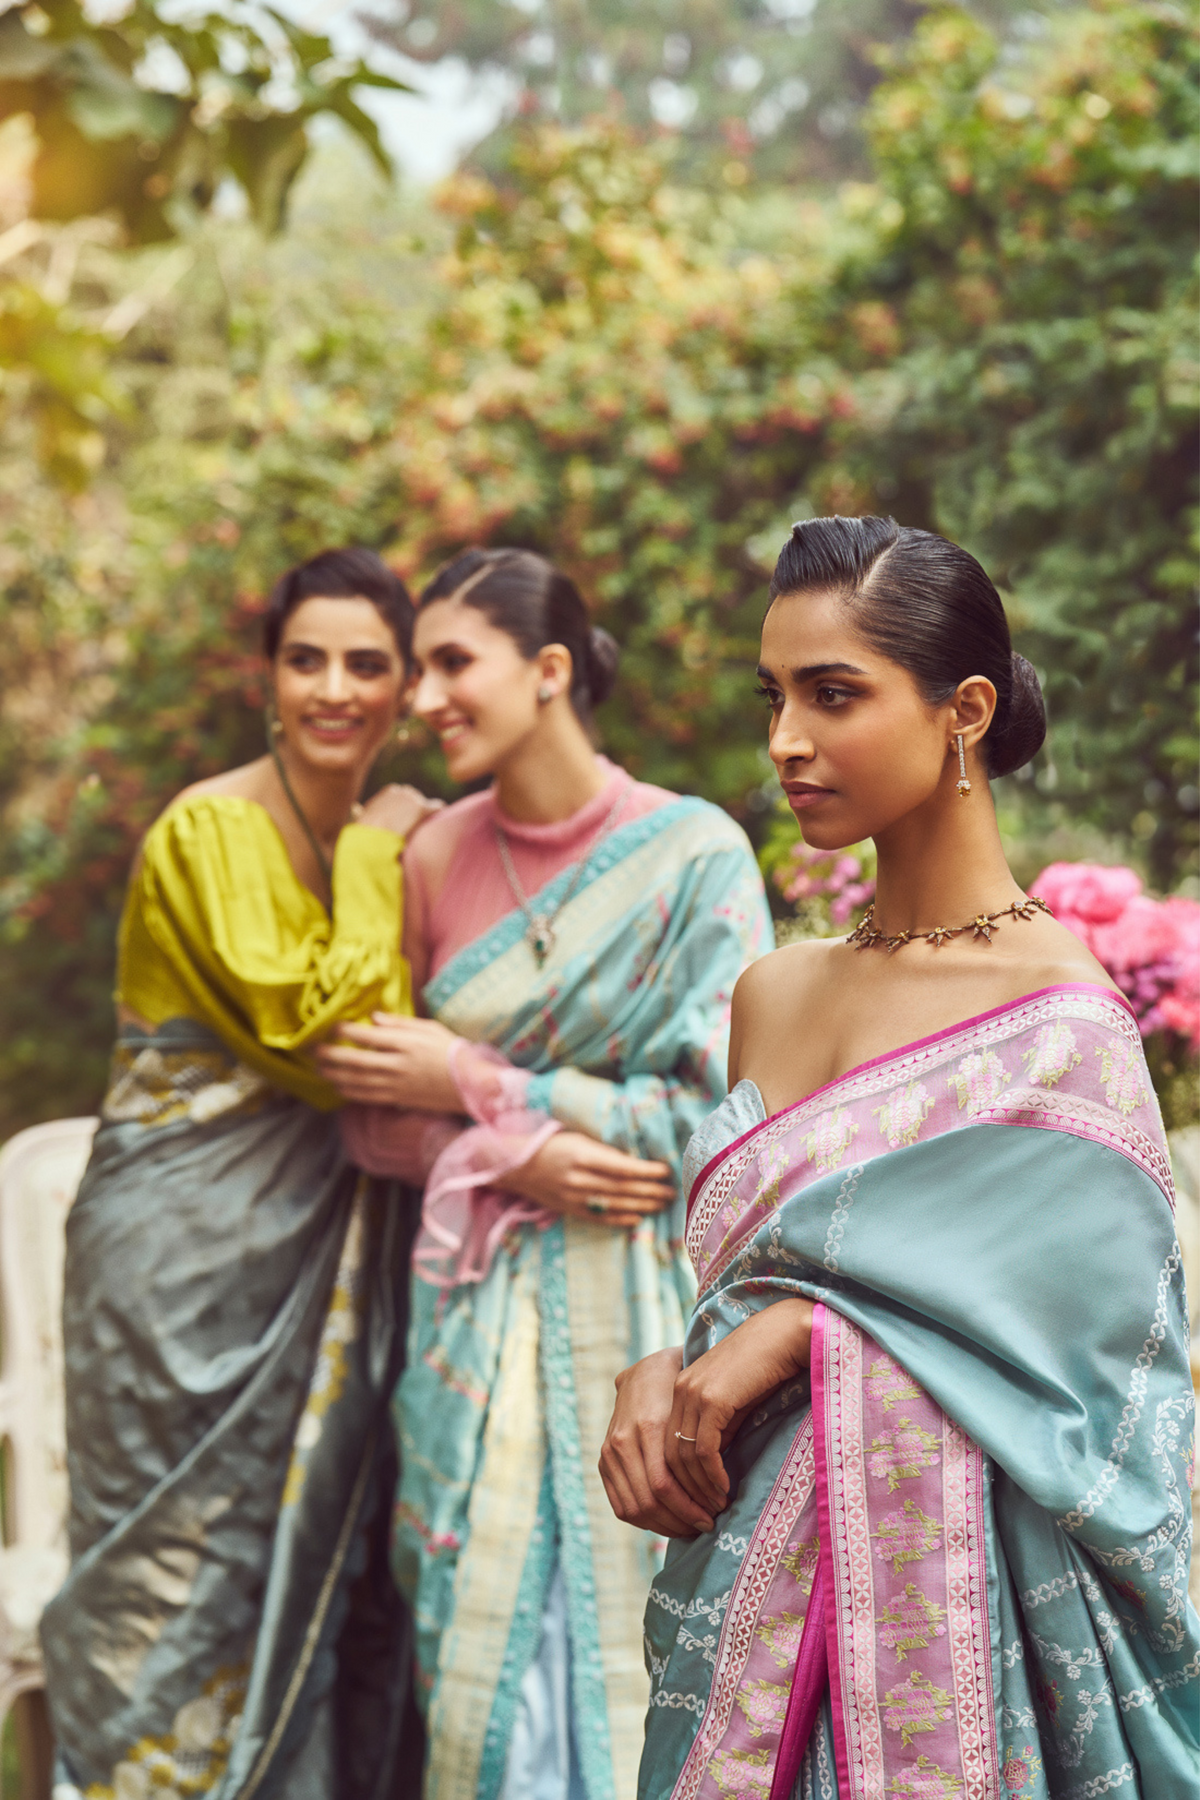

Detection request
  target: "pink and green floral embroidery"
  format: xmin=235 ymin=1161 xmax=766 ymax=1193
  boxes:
xmin=1021 ymin=1021 xmax=1082 ymax=1088
xmin=1034 ymin=1675 xmax=1061 ymax=1723
xmin=876 ymin=1583 xmax=949 ymax=1661
xmin=1095 ymin=1038 xmax=1148 ymax=1115
xmin=868 ymin=1418 xmax=942 ymax=1493
xmin=889 ymin=1754 xmax=966 ymax=1798
xmin=871 ymin=1498 xmax=942 ymax=1572
xmin=753 ymin=1610 xmax=807 ymax=1669
xmin=880 ymin=1669 xmax=953 ymax=1747
xmin=947 ymin=1048 xmax=1011 ymax=1114
xmin=733 ymin=1678 xmax=791 ymax=1739
xmin=803 ymin=1105 xmax=860 ymax=1173
xmin=1001 ymin=1743 xmax=1044 ymax=1795
xmin=778 ymin=1534 xmax=818 ymax=1593
xmin=865 ymin=1354 xmax=921 ymax=1414
xmin=874 ymin=1082 xmax=935 ymax=1148
xmin=754 ymin=1142 xmax=791 ymax=1211
xmin=710 ymin=1744 xmax=773 ymax=1798
xmin=1110 ymin=1575 xmax=1147 ymax=1612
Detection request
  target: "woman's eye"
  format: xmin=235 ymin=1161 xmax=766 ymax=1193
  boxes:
xmin=347 ymin=655 xmax=392 ymax=679
xmin=754 ymin=683 xmax=782 ymax=708
xmin=283 ymin=650 xmax=321 ymax=671
xmin=816 ymin=685 xmax=852 ymax=706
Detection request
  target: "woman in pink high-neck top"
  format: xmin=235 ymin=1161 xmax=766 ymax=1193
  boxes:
xmin=319 ymin=548 xmax=771 ymax=1800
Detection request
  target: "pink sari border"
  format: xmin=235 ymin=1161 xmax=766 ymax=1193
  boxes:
xmin=811 ymin=1303 xmax=855 ymax=1800
xmin=813 ymin=1304 xmax=1001 ymax=1800
xmin=687 ymin=982 xmax=1133 ymax=1215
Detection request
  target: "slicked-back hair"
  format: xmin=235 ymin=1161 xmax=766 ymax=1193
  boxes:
xmin=418 ymin=547 xmax=619 ymax=722
xmin=263 ymin=548 xmax=413 ymax=664
xmin=769 ymin=515 xmax=1046 ymax=778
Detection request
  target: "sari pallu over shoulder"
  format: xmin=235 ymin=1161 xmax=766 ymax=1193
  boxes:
xmin=392 ymin=798 xmax=772 ymax=1800
xmin=643 ymin=986 xmax=1198 ymax=1800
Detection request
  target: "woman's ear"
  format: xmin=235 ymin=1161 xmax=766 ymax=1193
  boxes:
xmin=536 ymin=642 xmax=573 ymax=703
xmin=951 ymin=676 xmax=997 ymax=750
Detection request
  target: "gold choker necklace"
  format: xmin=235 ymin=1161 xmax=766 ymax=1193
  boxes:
xmin=847 ymin=895 xmax=1052 ymax=952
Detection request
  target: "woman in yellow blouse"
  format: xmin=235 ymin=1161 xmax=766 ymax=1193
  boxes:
xmin=41 ymin=548 xmax=437 ymax=1800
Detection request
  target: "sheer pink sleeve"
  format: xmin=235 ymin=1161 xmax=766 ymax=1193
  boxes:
xmin=413 ymin=1040 xmax=562 ymax=1289
xmin=340 ymin=1105 xmax=462 ymax=1182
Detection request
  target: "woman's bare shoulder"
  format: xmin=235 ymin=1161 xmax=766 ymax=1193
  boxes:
xmin=734 ymin=937 xmax=845 ymax=1013
xmin=169 ymin=761 xmax=269 ymax=808
xmin=997 ymin=914 xmax=1124 ymax=1003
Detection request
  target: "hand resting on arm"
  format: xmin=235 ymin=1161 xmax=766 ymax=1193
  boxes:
xmin=316 ymin=1015 xmax=676 ymax=1230
xmin=599 ymin=1298 xmax=814 ymax=1536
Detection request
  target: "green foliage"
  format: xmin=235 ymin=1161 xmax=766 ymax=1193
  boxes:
xmin=811 ymin=0 xmax=1200 ymax=883
xmin=0 ymin=0 xmax=408 ymax=238
xmin=0 ymin=0 xmax=408 ymax=480
xmin=377 ymin=0 xmax=1038 ymax=185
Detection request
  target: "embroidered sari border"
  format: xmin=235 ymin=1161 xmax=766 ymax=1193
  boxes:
xmin=424 ymin=797 xmax=706 ymax=1011
xmin=670 ymin=1414 xmax=817 ymax=1800
xmin=812 ymin=1306 xmax=1001 ymax=1800
xmin=687 ymin=984 xmax=1135 ymax=1213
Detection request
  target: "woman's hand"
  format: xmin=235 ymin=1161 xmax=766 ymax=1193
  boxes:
xmin=599 ymin=1349 xmax=716 ymax=1538
xmin=666 ymin=1301 xmax=814 ymax=1519
xmin=498 ymin=1131 xmax=676 ymax=1231
xmin=315 ymin=1013 xmax=461 ymax=1112
xmin=358 ymin=784 xmax=443 ymax=839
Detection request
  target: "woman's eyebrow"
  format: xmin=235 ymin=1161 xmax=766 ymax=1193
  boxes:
xmin=768 ymin=659 xmax=868 ymax=682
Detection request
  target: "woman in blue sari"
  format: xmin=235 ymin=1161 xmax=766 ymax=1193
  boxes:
xmin=600 ymin=517 xmax=1198 ymax=1799
xmin=42 ymin=549 xmax=438 ymax=1799
xmin=318 ymin=549 xmax=773 ymax=1800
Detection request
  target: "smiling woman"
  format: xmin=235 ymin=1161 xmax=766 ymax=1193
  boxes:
xmin=40 ymin=548 xmax=440 ymax=1800
xmin=317 ymin=546 xmax=773 ymax=1800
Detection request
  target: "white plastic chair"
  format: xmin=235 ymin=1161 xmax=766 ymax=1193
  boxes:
xmin=0 ymin=1119 xmax=96 ymax=1759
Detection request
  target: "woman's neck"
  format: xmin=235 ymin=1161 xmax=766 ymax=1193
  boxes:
xmin=869 ymin=789 xmax=1025 ymax=936
xmin=493 ymin=714 xmax=608 ymax=824
xmin=267 ymin=749 xmax=361 ymax=855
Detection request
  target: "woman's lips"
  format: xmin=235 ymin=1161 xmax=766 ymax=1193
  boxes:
xmin=303 ymin=715 xmax=363 ymax=740
xmin=783 ymin=784 xmax=835 ymax=810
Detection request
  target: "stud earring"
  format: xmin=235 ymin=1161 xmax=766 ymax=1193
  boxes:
xmin=395 ymin=723 xmax=412 ymax=745
xmin=537 ymin=683 xmax=554 ymax=704
xmin=955 ymin=733 xmax=971 ymax=798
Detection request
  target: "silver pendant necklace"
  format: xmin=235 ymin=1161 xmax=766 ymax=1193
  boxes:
xmin=495 ymin=778 xmax=633 ymax=967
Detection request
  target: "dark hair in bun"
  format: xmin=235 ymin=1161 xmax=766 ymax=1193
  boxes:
xmin=419 ymin=547 xmax=619 ymax=720
xmin=769 ymin=516 xmax=1046 ymax=778
xmin=264 ymin=546 xmax=413 ymax=662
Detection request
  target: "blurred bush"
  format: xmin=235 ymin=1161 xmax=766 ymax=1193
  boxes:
xmin=0 ymin=1 xmax=1195 ymax=1134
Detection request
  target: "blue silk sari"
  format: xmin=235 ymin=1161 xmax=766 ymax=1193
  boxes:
xmin=393 ymin=797 xmax=772 ymax=1800
xmin=644 ymin=985 xmax=1198 ymax=1800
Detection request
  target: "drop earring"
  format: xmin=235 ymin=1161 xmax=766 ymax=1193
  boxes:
xmin=265 ymin=698 xmax=284 ymax=741
xmin=395 ymin=722 xmax=412 ymax=745
xmin=955 ymin=733 xmax=971 ymax=798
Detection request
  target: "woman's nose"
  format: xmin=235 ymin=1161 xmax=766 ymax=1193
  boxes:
xmin=410 ymin=670 xmax=441 ymax=719
xmin=316 ymin=658 xmax=350 ymax=701
xmin=769 ymin=705 xmax=816 ymax=769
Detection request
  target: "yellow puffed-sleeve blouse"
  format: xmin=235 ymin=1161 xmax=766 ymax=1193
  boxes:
xmin=116 ymin=795 xmax=412 ymax=1109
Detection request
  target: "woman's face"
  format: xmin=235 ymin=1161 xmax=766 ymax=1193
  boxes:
xmin=273 ymin=596 xmax=407 ymax=779
xmin=758 ymin=589 xmax=960 ymax=849
xmin=410 ymin=599 xmax=547 ymax=784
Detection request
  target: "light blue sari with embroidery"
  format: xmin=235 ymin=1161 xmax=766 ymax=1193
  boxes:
xmin=643 ymin=985 xmax=1198 ymax=1800
xmin=391 ymin=795 xmax=772 ymax=1800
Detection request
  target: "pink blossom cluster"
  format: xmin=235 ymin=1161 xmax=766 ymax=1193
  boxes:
xmin=776 ymin=842 xmax=875 ymax=925
xmin=1030 ymin=863 xmax=1200 ymax=1050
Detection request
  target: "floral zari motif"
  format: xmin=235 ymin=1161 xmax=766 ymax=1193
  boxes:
xmin=814 ymin=1307 xmax=1000 ymax=1800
